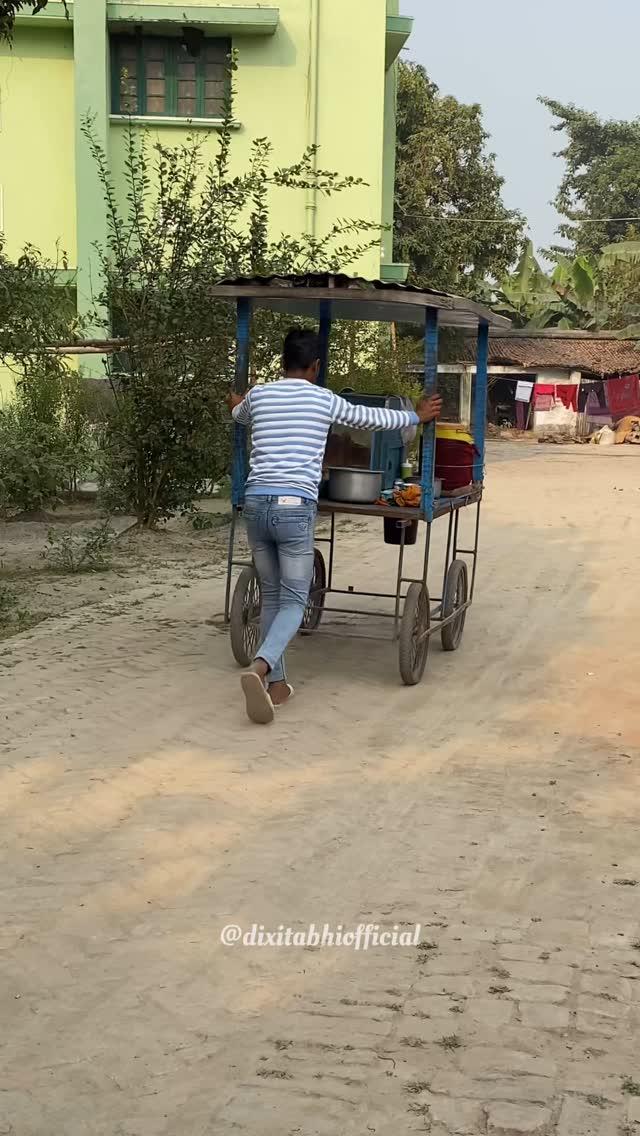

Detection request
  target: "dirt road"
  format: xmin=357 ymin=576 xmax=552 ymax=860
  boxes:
xmin=2 ymin=443 xmax=640 ymax=1136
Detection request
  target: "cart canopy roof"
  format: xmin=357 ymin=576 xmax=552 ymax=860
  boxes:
xmin=209 ymin=273 xmax=510 ymax=331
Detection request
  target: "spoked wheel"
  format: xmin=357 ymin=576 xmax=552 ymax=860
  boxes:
xmin=441 ymin=558 xmax=468 ymax=652
xmin=399 ymin=582 xmax=431 ymax=686
xmin=229 ymin=565 xmax=262 ymax=667
xmin=300 ymin=549 xmax=327 ymax=635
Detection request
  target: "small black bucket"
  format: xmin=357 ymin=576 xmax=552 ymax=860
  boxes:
xmin=383 ymin=516 xmax=419 ymax=546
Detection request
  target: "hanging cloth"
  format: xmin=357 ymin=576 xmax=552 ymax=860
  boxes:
xmin=533 ymin=383 xmax=556 ymax=407
xmin=555 ymin=385 xmax=578 ymax=411
xmin=606 ymin=375 xmax=640 ymax=416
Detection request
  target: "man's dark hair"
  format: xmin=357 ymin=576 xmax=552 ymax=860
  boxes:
xmin=283 ymin=327 xmax=321 ymax=373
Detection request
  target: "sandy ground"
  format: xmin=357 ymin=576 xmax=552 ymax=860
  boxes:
xmin=2 ymin=442 xmax=640 ymax=1136
xmin=0 ymin=500 xmax=236 ymax=637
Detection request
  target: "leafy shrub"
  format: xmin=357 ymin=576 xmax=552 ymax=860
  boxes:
xmin=95 ymin=390 xmax=231 ymax=523
xmin=188 ymin=509 xmax=231 ymax=532
xmin=0 ymin=581 xmax=15 ymax=621
xmin=0 ymin=239 xmax=95 ymax=513
xmin=0 ymin=581 xmax=33 ymax=634
xmin=328 ymin=320 xmax=423 ymax=401
xmin=42 ymin=519 xmax=115 ymax=574
xmin=0 ymin=404 xmax=92 ymax=516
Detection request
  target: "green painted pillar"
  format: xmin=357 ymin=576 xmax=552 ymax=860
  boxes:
xmin=74 ymin=0 xmax=109 ymax=371
xmin=381 ymin=61 xmax=397 ymax=265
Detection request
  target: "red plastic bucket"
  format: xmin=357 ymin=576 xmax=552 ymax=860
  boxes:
xmin=435 ymin=436 xmax=476 ymax=491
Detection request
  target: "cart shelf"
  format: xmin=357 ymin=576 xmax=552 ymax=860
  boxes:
xmin=317 ymin=485 xmax=482 ymax=522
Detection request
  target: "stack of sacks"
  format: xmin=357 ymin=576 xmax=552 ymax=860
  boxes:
xmin=614 ymin=415 xmax=640 ymax=444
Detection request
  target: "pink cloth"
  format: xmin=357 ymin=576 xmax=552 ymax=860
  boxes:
xmin=535 ymin=395 xmax=554 ymax=411
xmin=534 ymin=383 xmax=555 ymax=408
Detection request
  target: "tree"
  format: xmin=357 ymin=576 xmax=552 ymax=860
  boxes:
xmin=490 ymin=240 xmax=604 ymax=329
xmin=0 ymin=240 xmax=93 ymax=515
xmin=326 ymin=319 xmax=421 ymax=400
xmin=487 ymin=240 xmax=559 ymax=328
xmin=541 ymin=98 xmax=640 ymax=259
xmin=490 ymin=237 xmax=640 ymax=332
xmin=395 ymin=62 xmax=525 ymax=295
xmin=86 ymin=87 xmax=380 ymax=527
xmin=0 ymin=1 xmax=68 ymax=43
xmin=598 ymin=237 xmax=640 ymax=332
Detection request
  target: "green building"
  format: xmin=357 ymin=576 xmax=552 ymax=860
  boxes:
xmin=0 ymin=0 xmax=412 ymax=353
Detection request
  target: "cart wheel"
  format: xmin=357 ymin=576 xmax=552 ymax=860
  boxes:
xmin=441 ymin=559 xmax=468 ymax=652
xmin=399 ymin=582 xmax=431 ymax=686
xmin=300 ymin=549 xmax=327 ymax=635
xmin=230 ymin=565 xmax=262 ymax=667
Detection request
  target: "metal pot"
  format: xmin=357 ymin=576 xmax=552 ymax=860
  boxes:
xmin=327 ymin=467 xmax=383 ymax=504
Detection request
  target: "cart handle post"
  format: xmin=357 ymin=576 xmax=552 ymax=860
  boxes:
xmin=318 ymin=299 xmax=332 ymax=388
xmin=234 ymin=297 xmax=252 ymax=394
xmin=420 ymin=305 xmax=439 ymax=523
xmin=473 ymin=320 xmax=489 ymax=482
xmin=231 ymin=297 xmax=252 ymax=507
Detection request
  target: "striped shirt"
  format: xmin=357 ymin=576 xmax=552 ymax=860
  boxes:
xmin=232 ymin=379 xmax=419 ymax=501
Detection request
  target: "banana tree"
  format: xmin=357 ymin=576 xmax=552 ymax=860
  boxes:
xmin=547 ymin=255 xmax=601 ymax=328
xmin=600 ymin=240 xmax=640 ymax=265
xmin=490 ymin=240 xmax=559 ymax=327
xmin=491 ymin=243 xmax=634 ymax=330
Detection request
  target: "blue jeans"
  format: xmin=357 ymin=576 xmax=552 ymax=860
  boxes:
xmin=243 ymin=495 xmax=317 ymax=682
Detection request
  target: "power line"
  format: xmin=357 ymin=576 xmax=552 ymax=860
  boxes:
xmin=414 ymin=215 xmax=640 ymax=225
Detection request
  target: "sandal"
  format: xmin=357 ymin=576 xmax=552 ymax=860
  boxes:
xmin=272 ymin=683 xmax=295 ymax=708
xmin=241 ymin=671 xmax=275 ymax=725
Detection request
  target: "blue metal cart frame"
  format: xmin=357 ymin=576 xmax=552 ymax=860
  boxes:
xmin=213 ymin=275 xmax=507 ymax=686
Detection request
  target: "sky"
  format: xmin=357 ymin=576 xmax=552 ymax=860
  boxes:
xmin=400 ymin=0 xmax=640 ymax=256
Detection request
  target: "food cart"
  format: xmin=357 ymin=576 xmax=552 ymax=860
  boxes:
xmin=212 ymin=274 xmax=509 ymax=685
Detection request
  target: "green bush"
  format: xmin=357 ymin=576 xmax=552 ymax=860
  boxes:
xmin=0 ymin=580 xmax=32 ymax=634
xmin=42 ymin=520 xmax=115 ymax=573
xmin=95 ymin=386 xmax=231 ymax=522
xmin=328 ymin=321 xmax=422 ymax=401
xmin=0 ymin=404 xmax=92 ymax=517
xmin=0 ymin=240 xmax=96 ymax=514
xmin=0 ymin=581 xmax=15 ymax=620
